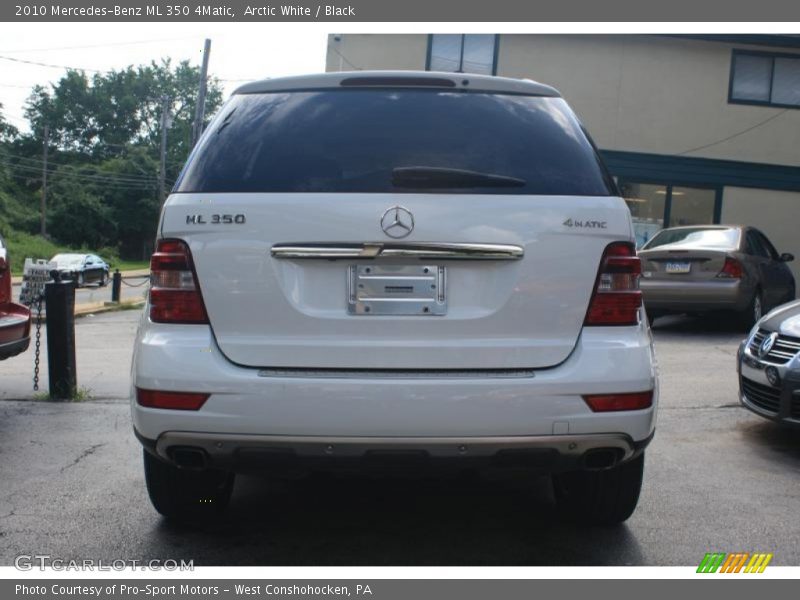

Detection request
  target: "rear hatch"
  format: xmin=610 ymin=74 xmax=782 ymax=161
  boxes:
xmin=162 ymin=75 xmax=632 ymax=370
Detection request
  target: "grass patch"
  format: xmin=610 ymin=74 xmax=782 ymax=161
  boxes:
xmin=4 ymin=230 xmax=150 ymax=276
xmin=32 ymin=385 xmax=93 ymax=402
xmin=110 ymin=259 xmax=149 ymax=272
xmin=5 ymin=231 xmax=70 ymax=275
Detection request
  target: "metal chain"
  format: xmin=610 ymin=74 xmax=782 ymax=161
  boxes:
xmin=32 ymin=292 xmax=44 ymax=391
xmin=120 ymin=277 xmax=150 ymax=288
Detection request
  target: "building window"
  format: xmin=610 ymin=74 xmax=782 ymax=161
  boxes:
xmin=618 ymin=181 xmax=721 ymax=248
xmin=427 ymin=34 xmax=498 ymax=75
xmin=729 ymin=50 xmax=800 ymax=108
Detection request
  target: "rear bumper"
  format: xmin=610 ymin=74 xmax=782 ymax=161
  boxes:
xmin=0 ymin=303 xmax=31 ymax=360
xmin=0 ymin=336 xmax=30 ymax=360
xmin=131 ymin=316 xmax=658 ymax=469
xmin=641 ymin=278 xmax=751 ymax=311
xmin=140 ymin=430 xmax=653 ymax=473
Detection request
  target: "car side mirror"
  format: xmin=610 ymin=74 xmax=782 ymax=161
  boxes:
xmin=780 ymin=253 xmax=794 ymax=263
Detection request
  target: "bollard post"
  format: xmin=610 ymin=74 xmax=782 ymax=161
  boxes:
xmin=112 ymin=269 xmax=122 ymax=303
xmin=45 ymin=270 xmax=77 ymax=400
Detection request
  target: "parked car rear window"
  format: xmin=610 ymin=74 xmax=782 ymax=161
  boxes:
xmin=176 ymin=90 xmax=615 ymax=196
xmin=643 ymin=227 xmax=740 ymax=250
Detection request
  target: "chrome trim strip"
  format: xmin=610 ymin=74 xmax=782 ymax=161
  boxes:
xmin=157 ymin=432 xmax=636 ymax=461
xmin=257 ymin=367 xmax=535 ymax=379
xmin=270 ymin=242 xmax=524 ymax=260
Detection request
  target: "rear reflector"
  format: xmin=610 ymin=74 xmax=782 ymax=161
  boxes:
xmin=584 ymin=242 xmax=643 ymax=326
xmin=717 ymin=257 xmax=743 ymax=279
xmin=149 ymin=239 xmax=209 ymax=324
xmin=583 ymin=391 xmax=654 ymax=412
xmin=136 ymin=388 xmax=209 ymax=410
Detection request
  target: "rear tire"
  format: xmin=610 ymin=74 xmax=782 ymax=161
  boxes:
xmin=77 ymin=272 xmax=85 ymax=287
xmin=739 ymin=290 xmax=763 ymax=330
xmin=553 ymin=453 xmax=644 ymax=525
xmin=143 ymin=449 xmax=234 ymax=520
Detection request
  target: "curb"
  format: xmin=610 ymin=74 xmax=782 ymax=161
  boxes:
xmin=12 ymin=269 xmax=150 ymax=286
xmin=32 ymin=300 xmax=145 ymax=323
xmin=76 ymin=300 xmax=145 ymax=317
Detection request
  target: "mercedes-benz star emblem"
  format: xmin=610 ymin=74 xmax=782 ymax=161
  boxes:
xmin=758 ymin=332 xmax=779 ymax=358
xmin=380 ymin=206 xmax=415 ymax=239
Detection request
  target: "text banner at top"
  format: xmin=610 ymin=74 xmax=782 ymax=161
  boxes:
xmin=3 ymin=0 xmax=800 ymax=21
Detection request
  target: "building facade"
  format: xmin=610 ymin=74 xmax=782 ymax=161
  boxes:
xmin=325 ymin=34 xmax=800 ymax=281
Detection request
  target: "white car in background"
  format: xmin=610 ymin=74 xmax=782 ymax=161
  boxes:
xmin=131 ymin=71 xmax=658 ymax=525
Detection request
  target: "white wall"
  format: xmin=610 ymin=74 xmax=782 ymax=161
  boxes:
xmin=721 ymin=187 xmax=800 ymax=283
xmin=497 ymin=35 xmax=800 ymax=167
xmin=327 ymin=34 xmax=800 ymax=168
xmin=325 ymin=34 xmax=428 ymax=72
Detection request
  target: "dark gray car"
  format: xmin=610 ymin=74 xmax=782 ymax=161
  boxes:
xmin=738 ymin=300 xmax=800 ymax=427
xmin=50 ymin=253 xmax=110 ymax=287
xmin=639 ymin=225 xmax=795 ymax=327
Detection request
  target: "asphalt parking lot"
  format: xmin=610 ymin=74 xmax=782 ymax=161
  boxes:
xmin=1 ymin=310 xmax=799 ymax=566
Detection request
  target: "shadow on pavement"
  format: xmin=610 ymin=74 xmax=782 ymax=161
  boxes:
xmin=651 ymin=313 xmax=748 ymax=337
xmin=150 ymin=472 xmax=646 ymax=566
xmin=738 ymin=418 xmax=800 ymax=465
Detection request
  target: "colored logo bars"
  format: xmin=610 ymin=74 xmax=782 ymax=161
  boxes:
xmin=697 ymin=553 xmax=773 ymax=573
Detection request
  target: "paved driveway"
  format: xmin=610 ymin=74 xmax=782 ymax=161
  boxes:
xmin=0 ymin=312 xmax=798 ymax=565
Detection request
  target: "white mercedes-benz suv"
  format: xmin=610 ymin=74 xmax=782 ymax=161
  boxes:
xmin=132 ymin=71 xmax=658 ymax=525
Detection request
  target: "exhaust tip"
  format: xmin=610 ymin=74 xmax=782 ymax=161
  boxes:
xmin=168 ymin=446 xmax=209 ymax=470
xmin=582 ymin=448 xmax=623 ymax=470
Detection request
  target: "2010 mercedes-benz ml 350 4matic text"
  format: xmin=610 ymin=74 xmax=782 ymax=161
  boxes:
xmin=132 ymin=71 xmax=658 ymax=525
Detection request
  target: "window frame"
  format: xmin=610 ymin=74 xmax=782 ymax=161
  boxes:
xmin=728 ymin=48 xmax=800 ymax=110
xmin=618 ymin=178 xmax=723 ymax=230
xmin=425 ymin=34 xmax=500 ymax=76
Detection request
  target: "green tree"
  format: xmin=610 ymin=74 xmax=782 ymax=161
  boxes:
xmin=0 ymin=102 xmax=19 ymax=142
xmin=24 ymin=59 xmax=223 ymax=165
xmin=17 ymin=59 xmax=224 ymax=257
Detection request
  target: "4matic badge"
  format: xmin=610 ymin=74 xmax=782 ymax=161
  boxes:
xmin=563 ymin=218 xmax=607 ymax=229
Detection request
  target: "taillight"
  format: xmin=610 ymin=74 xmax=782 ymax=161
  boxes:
xmin=136 ymin=388 xmax=209 ymax=410
xmin=583 ymin=391 xmax=653 ymax=412
xmin=717 ymin=257 xmax=743 ymax=279
xmin=584 ymin=242 xmax=642 ymax=326
xmin=149 ymin=239 xmax=208 ymax=324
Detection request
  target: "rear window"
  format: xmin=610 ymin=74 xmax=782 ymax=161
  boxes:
xmin=642 ymin=228 xmax=740 ymax=250
xmin=176 ymin=90 xmax=615 ymax=196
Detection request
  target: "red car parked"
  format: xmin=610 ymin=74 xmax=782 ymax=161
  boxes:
xmin=0 ymin=234 xmax=31 ymax=360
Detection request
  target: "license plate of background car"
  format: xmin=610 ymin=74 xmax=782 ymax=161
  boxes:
xmin=347 ymin=264 xmax=446 ymax=316
xmin=665 ymin=262 xmax=691 ymax=274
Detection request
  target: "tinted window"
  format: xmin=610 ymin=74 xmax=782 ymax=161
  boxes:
xmin=754 ymin=231 xmax=779 ymax=260
xmin=176 ymin=90 xmax=614 ymax=196
xmin=429 ymin=34 xmax=496 ymax=75
xmin=643 ymin=227 xmax=740 ymax=250
xmin=746 ymin=231 xmax=770 ymax=258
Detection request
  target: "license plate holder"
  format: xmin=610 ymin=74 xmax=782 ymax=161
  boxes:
xmin=347 ymin=264 xmax=446 ymax=315
xmin=665 ymin=261 xmax=691 ymax=274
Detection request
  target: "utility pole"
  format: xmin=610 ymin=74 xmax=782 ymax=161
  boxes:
xmin=158 ymin=96 xmax=170 ymax=207
xmin=191 ymin=38 xmax=211 ymax=148
xmin=40 ymin=124 xmax=49 ymax=237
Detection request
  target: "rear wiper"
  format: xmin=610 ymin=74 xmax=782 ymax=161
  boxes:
xmin=392 ymin=166 xmax=526 ymax=189
xmin=216 ymin=108 xmax=237 ymax=135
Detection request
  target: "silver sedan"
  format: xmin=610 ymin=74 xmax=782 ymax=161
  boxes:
xmin=639 ymin=225 xmax=795 ymax=328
